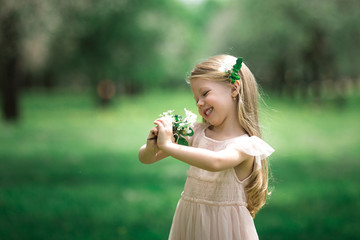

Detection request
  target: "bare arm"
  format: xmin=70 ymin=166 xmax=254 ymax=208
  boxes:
xmin=160 ymin=142 xmax=250 ymax=171
xmin=154 ymin=118 xmax=251 ymax=171
xmin=138 ymin=127 xmax=169 ymax=164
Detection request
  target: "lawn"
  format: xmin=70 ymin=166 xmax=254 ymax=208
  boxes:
xmin=0 ymin=89 xmax=359 ymax=240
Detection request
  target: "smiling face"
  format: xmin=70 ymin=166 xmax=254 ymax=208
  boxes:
xmin=191 ymin=78 xmax=237 ymax=127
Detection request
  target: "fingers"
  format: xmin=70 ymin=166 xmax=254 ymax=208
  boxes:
xmin=153 ymin=119 xmax=164 ymax=129
xmin=150 ymin=127 xmax=158 ymax=136
xmin=154 ymin=120 xmax=167 ymax=133
xmin=154 ymin=117 xmax=172 ymax=129
xmin=147 ymin=127 xmax=158 ymax=141
xmin=152 ymin=117 xmax=174 ymax=149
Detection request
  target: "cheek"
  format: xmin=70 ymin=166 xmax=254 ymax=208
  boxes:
xmin=204 ymin=95 xmax=216 ymax=105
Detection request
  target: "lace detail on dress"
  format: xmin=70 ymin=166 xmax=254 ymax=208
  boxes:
xmin=181 ymin=193 xmax=247 ymax=207
xmin=182 ymin=172 xmax=248 ymax=204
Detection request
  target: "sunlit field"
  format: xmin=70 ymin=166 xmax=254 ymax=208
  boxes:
xmin=0 ymin=89 xmax=359 ymax=240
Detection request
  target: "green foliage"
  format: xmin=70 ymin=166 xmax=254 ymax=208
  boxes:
xmin=1 ymin=0 xmax=359 ymax=101
xmin=0 ymin=90 xmax=359 ymax=239
xmin=208 ymin=0 xmax=360 ymax=99
xmin=1 ymin=0 xmax=221 ymax=93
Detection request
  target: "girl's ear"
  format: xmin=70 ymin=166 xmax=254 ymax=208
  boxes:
xmin=231 ymin=80 xmax=240 ymax=98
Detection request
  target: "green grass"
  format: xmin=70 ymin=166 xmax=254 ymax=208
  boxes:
xmin=0 ymin=89 xmax=359 ymax=240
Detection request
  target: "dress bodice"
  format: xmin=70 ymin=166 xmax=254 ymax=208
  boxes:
xmin=168 ymin=123 xmax=275 ymax=240
xmin=182 ymin=123 xmax=274 ymax=206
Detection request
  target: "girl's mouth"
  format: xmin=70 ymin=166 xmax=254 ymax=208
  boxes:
xmin=204 ymin=107 xmax=213 ymax=117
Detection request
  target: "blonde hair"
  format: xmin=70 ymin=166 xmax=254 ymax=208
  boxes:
xmin=188 ymin=54 xmax=269 ymax=218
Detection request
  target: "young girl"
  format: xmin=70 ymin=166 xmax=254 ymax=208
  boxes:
xmin=139 ymin=55 xmax=274 ymax=240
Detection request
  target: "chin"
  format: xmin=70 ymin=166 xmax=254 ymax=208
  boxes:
xmin=207 ymin=119 xmax=218 ymax=126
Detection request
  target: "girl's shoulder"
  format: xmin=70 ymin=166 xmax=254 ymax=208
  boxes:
xmin=227 ymin=135 xmax=275 ymax=170
xmin=228 ymin=135 xmax=274 ymax=157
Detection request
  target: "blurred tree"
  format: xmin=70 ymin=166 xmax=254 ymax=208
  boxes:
xmin=0 ymin=0 xmax=217 ymax=116
xmin=0 ymin=3 xmax=21 ymax=122
xmin=1 ymin=0 xmax=359 ymax=121
xmin=43 ymin=0 xmax=216 ymax=103
xmin=206 ymin=0 xmax=360 ymax=102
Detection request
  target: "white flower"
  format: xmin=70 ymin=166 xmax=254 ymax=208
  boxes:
xmin=161 ymin=110 xmax=174 ymax=117
xmin=184 ymin=108 xmax=197 ymax=126
xmin=160 ymin=110 xmax=174 ymax=123
xmin=159 ymin=108 xmax=197 ymax=145
xmin=159 ymin=108 xmax=197 ymax=135
xmin=217 ymin=57 xmax=237 ymax=73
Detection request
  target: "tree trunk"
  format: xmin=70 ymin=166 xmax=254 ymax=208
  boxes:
xmin=0 ymin=11 xmax=21 ymax=122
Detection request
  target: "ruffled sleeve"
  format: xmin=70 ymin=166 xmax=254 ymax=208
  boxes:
xmin=227 ymin=136 xmax=275 ymax=170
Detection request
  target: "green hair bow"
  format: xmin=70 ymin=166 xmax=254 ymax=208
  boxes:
xmin=229 ymin=57 xmax=243 ymax=84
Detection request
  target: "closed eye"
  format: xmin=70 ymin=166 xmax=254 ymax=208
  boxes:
xmin=195 ymin=90 xmax=210 ymax=104
xmin=203 ymin=90 xmax=210 ymax=97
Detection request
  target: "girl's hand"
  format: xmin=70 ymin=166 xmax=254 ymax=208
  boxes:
xmin=139 ymin=127 xmax=170 ymax=164
xmin=146 ymin=127 xmax=160 ymax=152
xmin=153 ymin=117 xmax=174 ymax=149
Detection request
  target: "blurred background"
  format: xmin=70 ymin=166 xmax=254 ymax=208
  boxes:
xmin=0 ymin=0 xmax=359 ymax=239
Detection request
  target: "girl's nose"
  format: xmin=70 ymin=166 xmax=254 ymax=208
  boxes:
xmin=196 ymin=99 xmax=204 ymax=108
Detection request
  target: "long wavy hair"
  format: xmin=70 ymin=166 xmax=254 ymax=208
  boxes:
xmin=188 ymin=54 xmax=270 ymax=218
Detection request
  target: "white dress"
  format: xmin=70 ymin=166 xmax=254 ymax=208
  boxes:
xmin=168 ymin=123 xmax=275 ymax=240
